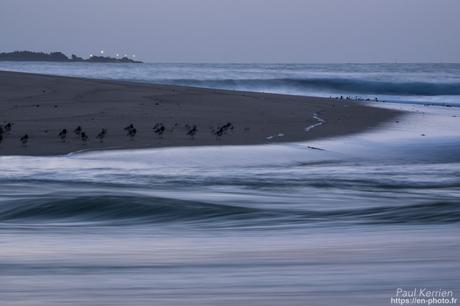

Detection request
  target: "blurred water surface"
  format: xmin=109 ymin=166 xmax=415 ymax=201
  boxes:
xmin=0 ymin=64 xmax=459 ymax=305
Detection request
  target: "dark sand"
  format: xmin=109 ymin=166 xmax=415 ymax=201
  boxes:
xmin=0 ymin=71 xmax=402 ymax=156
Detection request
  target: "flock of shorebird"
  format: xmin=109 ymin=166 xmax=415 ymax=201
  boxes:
xmin=0 ymin=122 xmax=235 ymax=146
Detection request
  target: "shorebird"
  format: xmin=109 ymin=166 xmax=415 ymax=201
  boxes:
xmin=4 ymin=123 xmax=13 ymax=133
xmin=127 ymin=128 xmax=136 ymax=139
xmin=222 ymin=122 xmax=234 ymax=131
xmin=124 ymin=124 xmax=134 ymax=131
xmin=154 ymin=125 xmax=165 ymax=138
xmin=58 ymin=129 xmax=67 ymax=142
xmin=215 ymin=127 xmax=224 ymax=138
xmin=213 ymin=122 xmax=234 ymax=139
xmin=81 ymin=132 xmax=88 ymax=142
xmin=152 ymin=123 xmax=162 ymax=131
xmin=96 ymin=128 xmax=107 ymax=143
xmin=20 ymin=134 xmax=29 ymax=145
xmin=74 ymin=126 xmax=82 ymax=136
xmin=186 ymin=125 xmax=197 ymax=139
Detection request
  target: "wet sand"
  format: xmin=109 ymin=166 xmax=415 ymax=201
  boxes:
xmin=0 ymin=70 xmax=402 ymax=156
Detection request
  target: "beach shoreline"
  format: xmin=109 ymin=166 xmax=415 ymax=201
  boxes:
xmin=0 ymin=70 xmax=403 ymax=156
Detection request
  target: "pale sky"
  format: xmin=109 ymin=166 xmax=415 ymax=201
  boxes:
xmin=1 ymin=0 xmax=459 ymax=63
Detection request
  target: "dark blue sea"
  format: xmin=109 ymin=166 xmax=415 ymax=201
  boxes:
xmin=0 ymin=63 xmax=459 ymax=305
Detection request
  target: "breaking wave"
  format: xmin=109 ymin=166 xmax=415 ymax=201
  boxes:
xmin=163 ymin=78 xmax=460 ymax=97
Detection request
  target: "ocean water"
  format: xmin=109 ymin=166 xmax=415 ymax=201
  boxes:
xmin=1 ymin=62 xmax=460 ymax=105
xmin=1 ymin=63 xmax=460 ymax=305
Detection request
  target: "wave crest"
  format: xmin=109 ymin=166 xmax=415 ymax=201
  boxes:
xmin=166 ymin=78 xmax=460 ymax=96
xmin=1 ymin=196 xmax=459 ymax=227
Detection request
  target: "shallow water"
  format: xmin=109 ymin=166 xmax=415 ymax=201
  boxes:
xmin=1 ymin=102 xmax=459 ymax=305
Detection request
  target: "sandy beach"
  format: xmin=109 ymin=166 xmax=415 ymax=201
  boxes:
xmin=0 ymin=70 xmax=401 ymax=156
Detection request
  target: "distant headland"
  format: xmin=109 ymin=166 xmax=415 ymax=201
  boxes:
xmin=0 ymin=51 xmax=142 ymax=63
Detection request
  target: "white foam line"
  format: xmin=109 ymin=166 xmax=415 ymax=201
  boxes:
xmin=266 ymin=112 xmax=325 ymax=140
xmin=305 ymin=113 xmax=325 ymax=132
xmin=265 ymin=133 xmax=285 ymax=140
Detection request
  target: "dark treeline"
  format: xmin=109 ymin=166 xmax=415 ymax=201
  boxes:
xmin=0 ymin=51 xmax=142 ymax=63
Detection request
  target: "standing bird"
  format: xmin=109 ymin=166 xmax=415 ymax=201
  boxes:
xmin=124 ymin=124 xmax=134 ymax=131
xmin=81 ymin=132 xmax=88 ymax=143
xmin=58 ymin=129 xmax=67 ymax=142
xmin=215 ymin=127 xmax=224 ymax=138
xmin=74 ymin=126 xmax=82 ymax=136
xmin=124 ymin=124 xmax=136 ymax=139
xmin=0 ymin=125 xmax=4 ymax=143
xmin=186 ymin=125 xmax=198 ymax=139
xmin=4 ymin=122 xmax=13 ymax=133
xmin=154 ymin=124 xmax=165 ymax=138
xmin=20 ymin=134 xmax=29 ymax=145
xmin=96 ymin=128 xmax=107 ymax=143
xmin=127 ymin=128 xmax=137 ymax=140
xmin=213 ymin=122 xmax=234 ymax=139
